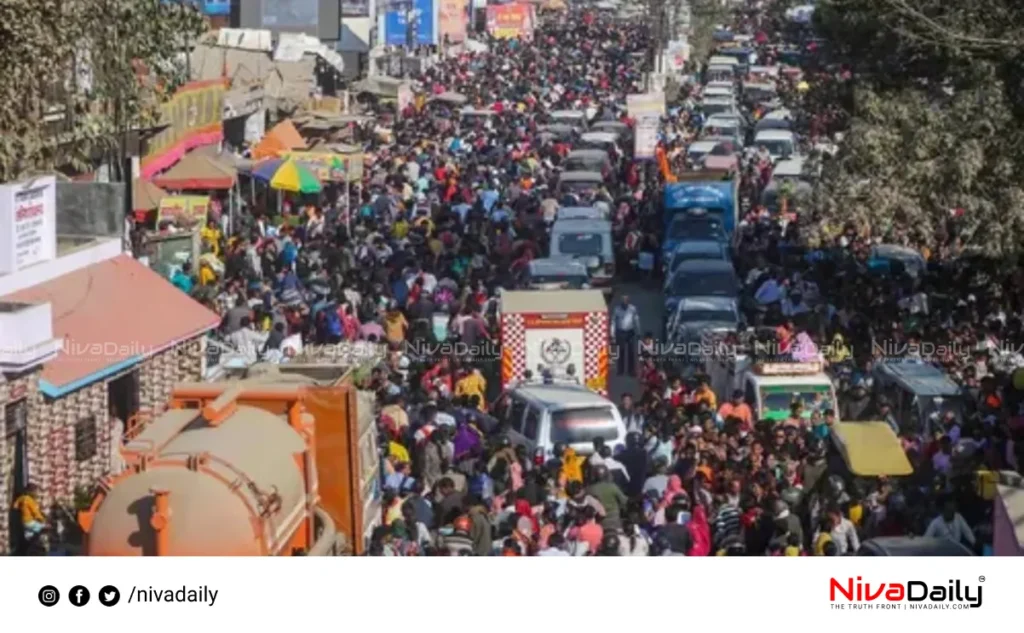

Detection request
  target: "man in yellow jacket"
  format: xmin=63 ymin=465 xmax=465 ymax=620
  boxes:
xmin=455 ymin=365 xmax=487 ymax=411
xmin=12 ymin=483 xmax=46 ymax=539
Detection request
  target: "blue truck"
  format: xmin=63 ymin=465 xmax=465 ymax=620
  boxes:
xmin=662 ymin=169 xmax=739 ymax=262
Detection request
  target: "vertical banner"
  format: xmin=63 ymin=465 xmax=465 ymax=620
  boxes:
xmin=634 ymin=116 xmax=660 ymax=160
xmin=384 ymin=10 xmax=408 ymax=45
xmin=666 ymin=40 xmax=690 ymax=73
xmin=414 ymin=0 xmax=438 ymax=45
xmin=438 ymin=0 xmax=468 ymax=43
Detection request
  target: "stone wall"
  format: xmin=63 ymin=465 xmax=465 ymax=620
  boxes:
xmin=30 ymin=381 xmax=110 ymax=518
xmin=0 ymin=337 xmax=205 ymax=554
xmin=139 ymin=340 xmax=204 ymax=414
xmin=0 ymin=370 xmax=40 ymax=555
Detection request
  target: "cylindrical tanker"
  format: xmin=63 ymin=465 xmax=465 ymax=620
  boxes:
xmin=84 ymin=403 xmax=309 ymax=556
xmin=78 ymin=362 xmax=388 ymax=556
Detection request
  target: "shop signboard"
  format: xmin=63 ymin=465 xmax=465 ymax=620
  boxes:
xmin=141 ymin=80 xmax=226 ymax=179
xmin=158 ymin=195 xmax=211 ymax=226
xmin=486 ymin=3 xmax=533 ymax=39
xmin=0 ymin=175 xmax=57 ymax=274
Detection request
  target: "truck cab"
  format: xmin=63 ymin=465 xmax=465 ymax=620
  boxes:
xmin=663 ymin=169 xmax=738 ymax=251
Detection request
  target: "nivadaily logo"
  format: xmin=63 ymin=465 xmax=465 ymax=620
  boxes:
xmin=829 ymin=576 xmax=984 ymax=610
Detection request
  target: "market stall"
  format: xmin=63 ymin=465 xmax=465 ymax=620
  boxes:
xmin=251 ymin=119 xmax=307 ymax=160
xmin=152 ymin=153 xmax=237 ymax=190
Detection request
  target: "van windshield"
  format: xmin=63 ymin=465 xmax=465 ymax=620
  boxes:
xmin=557 ymin=233 xmax=604 ymax=255
xmin=550 ymin=407 xmax=620 ymax=445
xmin=759 ymin=384 xmax=835 ymax=420
xmin=758 ymin=138 xmax=793 ymax=157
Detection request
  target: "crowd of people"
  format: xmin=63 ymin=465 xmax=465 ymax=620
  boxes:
xmin=161 ymin=0 xmax=1022 ymax=556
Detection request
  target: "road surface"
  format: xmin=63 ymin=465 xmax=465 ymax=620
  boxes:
xmin=608 ymin=277 xmax=663 ymax=402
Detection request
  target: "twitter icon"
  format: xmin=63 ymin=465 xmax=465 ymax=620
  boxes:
xmin=99 ymin=585 xmax=121 ymax=607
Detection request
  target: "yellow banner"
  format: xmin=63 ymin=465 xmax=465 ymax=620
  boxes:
xmin=141 ymin=81 xmax=227 ymax=177
xmin=158 ymin=195 xmax=210 ymax=225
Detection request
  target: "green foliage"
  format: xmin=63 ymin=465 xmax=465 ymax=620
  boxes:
xmin=0 ymin=0 xmax=207 ymax=181
xmin=809 ymin=0 xmax=1024 ymax=255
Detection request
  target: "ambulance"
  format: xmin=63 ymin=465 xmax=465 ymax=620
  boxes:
xmin=498 ymin=290 xmax=610 ymax=394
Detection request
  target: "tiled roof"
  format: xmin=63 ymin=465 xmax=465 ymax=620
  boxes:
xmin=2 ymin=254 xmax=220 ymax=392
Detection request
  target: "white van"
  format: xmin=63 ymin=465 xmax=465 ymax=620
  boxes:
xmin=549 ymin=218 xmax=615 ymax=290
xmin=497 ymin=385 xmax=626 ymax=457
xmin=753 ymin=129 xmax=796 ymax=161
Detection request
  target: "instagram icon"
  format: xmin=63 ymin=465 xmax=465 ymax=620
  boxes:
xmin=38 ymin=585 xmax=60 ymax=606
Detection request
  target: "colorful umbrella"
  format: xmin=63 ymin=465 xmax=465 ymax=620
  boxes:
xmin=252 ymin=158 xmax=321 ymax=193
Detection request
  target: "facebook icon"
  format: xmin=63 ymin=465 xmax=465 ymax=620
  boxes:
xmin=69 ymin=585 xmax=90 ymax=607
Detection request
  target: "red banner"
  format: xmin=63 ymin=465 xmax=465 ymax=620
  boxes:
xmin=486 ymin=3 xmax=534 ymax=39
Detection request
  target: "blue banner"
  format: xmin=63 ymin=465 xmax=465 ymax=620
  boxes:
xmin=162 ymin=0 xmax=230 ymax=16
xmin=384 ymin=11 xmax=408 ymax=46
xmin=414 ymin=0 xmax=436 ymax=46
xmin=201 ymin=0 xmax=230 ymax=15
xmin=385 ymin=0 xmax=436 ymax=46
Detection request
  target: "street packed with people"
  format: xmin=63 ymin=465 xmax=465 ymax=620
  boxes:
xmin=173 ymin=0 xmax=1024 ymax=557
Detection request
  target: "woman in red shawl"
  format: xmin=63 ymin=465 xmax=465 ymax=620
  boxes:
xmin=687 ymin=503 xmax=711 ymax=556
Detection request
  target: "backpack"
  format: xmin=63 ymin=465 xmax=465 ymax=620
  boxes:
xmin=325 ymin=310 xmax=342 ymax=337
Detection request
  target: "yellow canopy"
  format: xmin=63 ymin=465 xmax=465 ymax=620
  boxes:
xmin=832 ymin=422 xmax=913 ymax=477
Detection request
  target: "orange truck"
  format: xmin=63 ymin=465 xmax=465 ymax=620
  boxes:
xmin=78 ymin=362 xmax=382 ymax=556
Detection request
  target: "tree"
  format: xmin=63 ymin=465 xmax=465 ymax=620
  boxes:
xmin=806 ymin=0 xmax=1024 ymax=255
xmin=0 ymin=0 xmax=207 ymax=182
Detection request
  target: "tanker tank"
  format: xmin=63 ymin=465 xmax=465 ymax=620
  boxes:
xmin=79 ymin=362 xmax=380 ymax=556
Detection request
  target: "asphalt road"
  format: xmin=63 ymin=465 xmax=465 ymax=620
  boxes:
xmin=608 ymin=277 xmax=664 ymax=402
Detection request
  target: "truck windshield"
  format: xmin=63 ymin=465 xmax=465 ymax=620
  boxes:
xmin=759 ymin=385 xmax=835 ymax=419
xmin=557 ymin=233 xmax=604 ymax=255
xmin=668 ymin=215 xmax=724 ymax=240
xmin=550 ymin=407 xmax=620 ymax=445
xmin=669 ymin=271 xmax=738 ymax=297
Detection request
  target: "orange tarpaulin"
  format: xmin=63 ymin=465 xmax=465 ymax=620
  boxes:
xmin=133 ymin=178 xmax=167 ymax=211
xmin=152 ymin=153 xmax=237 ymax=190
xmin=252 ymin=120 xmax=307 ymax=160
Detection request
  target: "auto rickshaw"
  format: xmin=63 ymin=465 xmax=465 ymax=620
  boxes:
xmin=799 ymin=422 xmax=914 ymax=537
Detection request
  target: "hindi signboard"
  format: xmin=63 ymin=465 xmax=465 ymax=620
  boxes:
xmin=0 ymin=176 xmax=57 ymax=274
xmin=158 ymin=195 xmax=211 ymax=226
xmin=486 ymin=3 xmax=534 ymax=39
